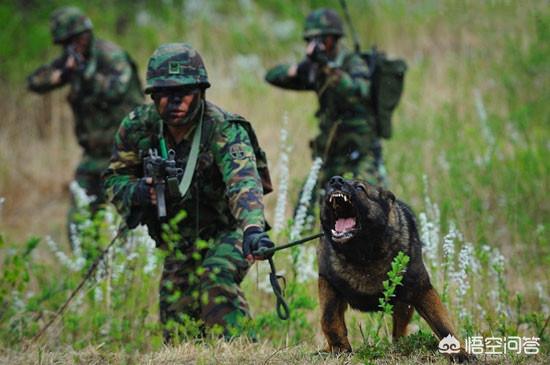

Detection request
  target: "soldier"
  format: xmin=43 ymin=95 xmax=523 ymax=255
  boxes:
xmin=104 ymin=43 xmax=274 ymax=341
xmin=27 ymin=6 xmax=143 ymax=241
xmin=265 ymin=8 xmax=387 ymax=192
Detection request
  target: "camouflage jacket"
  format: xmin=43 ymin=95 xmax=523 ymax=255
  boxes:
xmin=27 ymin=37 xmax=143 ymax=170
xmin=104 ymin=101 xmax=266 ymax=247
xmin=265 ymin=46 xmax=377 ymax=158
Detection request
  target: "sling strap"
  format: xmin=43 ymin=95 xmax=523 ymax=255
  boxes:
xmin=178 ymin=101 xmax=205 ymax=197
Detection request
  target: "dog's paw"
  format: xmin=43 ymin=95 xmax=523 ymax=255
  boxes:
xmin=323 ymin=344 xmax=352 ymax=353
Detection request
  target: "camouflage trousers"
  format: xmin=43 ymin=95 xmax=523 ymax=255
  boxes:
xmin=159 ymin=229 xmax=251 ymax=342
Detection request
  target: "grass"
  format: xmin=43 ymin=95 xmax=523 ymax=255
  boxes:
xmin=0 ymin=0 xmax=549 ymax=364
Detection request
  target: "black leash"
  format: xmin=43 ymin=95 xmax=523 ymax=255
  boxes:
xmin=268 ymin=257 xmax=290 ymax=320
xmin=253 ymin=232 xmax=324 ymax=320
xmin=28 ymin=224 xmax=127 ymax=347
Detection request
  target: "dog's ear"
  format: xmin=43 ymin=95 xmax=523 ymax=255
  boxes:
xmin=379 ymin=188 xmax=396 ymax=205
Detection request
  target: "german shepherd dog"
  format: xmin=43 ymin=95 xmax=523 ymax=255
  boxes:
xmin=318 ymin=176 xmax=469 ymax=362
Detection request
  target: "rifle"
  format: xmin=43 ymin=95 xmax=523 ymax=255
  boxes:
xmin=338 ymin=0 xmax=361 ymax=53
xmin=143 ymin=148 xmax=183 ymax=220
xmin=65 ymin=44 xmax=86 ymax=73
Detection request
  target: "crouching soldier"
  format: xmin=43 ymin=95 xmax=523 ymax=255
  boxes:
xmin=104 ymin=43 xmax=274 ymax=341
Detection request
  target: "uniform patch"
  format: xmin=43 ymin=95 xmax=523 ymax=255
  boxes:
xmin=168 ymin=61 xmax=182 ymax=74
xmin=229 ymin=144 xmax=248 ymax=160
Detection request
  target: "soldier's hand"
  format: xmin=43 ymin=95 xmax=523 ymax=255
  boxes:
xmin=243 ymin=226 xmax=275 ymax=262
xmin=50 ymin=69 xmax=64 ymax=84
xmin=306 ymin=39 xmax=328 ymax=66
xmin=133 ymin=177 xmax=157 ymax=206
xmin=65 ymin=54 xmax=77 ymax=71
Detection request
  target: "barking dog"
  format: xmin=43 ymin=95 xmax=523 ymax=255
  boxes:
xmin=318 ymin=176 xmax=469 ymax=362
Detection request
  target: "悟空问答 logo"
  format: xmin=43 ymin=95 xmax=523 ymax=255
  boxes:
xmin=438 ymin=334 xmax=461 ymax=354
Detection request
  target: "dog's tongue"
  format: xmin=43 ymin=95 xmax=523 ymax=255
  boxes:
xmin=335 ymin=218 xmax=356 ymax=232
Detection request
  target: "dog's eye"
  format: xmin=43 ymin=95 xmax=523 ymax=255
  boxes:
xmin=354 ymin=184 xmax=367 ymax=193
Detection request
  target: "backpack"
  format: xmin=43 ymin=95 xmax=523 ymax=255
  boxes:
xmin=361 ymin=47 xmax=407 ymax=139
xmin=234 ymin=119 xmax=273 ymax=195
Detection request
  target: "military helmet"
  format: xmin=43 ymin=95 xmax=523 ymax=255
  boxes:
xmin=50 ymin=7 xmax=93 ymax=44
xmin=145 ymin=43 xmax=210 ymax=94
xmin=303 ymin=8 xmax=344 ymax=40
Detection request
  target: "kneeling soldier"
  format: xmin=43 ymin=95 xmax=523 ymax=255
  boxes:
xmin=104 ymin=43 xmax=274 ymax=341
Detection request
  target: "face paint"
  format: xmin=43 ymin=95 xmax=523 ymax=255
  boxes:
xmin=152 ymin=88 xmax=203 ymax=127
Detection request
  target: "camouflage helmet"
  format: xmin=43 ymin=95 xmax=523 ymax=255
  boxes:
xmin=303 ymin=8 xmax=344 ymax=40
xmin=50 ymin=7 xmax=93 ymax=44
xmin=145 ymin=43 xmax=210 ymax=94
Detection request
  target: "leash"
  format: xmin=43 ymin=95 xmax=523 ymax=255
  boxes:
xmin=253 ymin=232 xmax=324 ymax=320
xmin=28 ymin=224 xmax=127 ymax=347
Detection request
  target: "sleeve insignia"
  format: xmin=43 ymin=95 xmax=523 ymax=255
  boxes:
xmin=229 ymin=144 xmax=247 ymax=160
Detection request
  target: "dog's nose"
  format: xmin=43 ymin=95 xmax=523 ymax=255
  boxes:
xmin=329 ymin=176 xmax=345 ymax=188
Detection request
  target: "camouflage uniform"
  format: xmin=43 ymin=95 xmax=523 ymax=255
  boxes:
xmin=27 ymin=7 xmax=143 ymax=213
xmin=265 ymin=8 xmax=387 ymax=189
xmin=104 ymin=43 xmax=268 ymax=340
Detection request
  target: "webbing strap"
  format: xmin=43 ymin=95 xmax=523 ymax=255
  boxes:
xmin=178 ymin=102 xmax=204 ymax=197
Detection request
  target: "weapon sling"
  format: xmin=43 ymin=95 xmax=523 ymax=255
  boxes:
xmin=177 ymin=102 xmax=204 ymax=198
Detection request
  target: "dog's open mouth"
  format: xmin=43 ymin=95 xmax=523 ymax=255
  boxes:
xmin=327 ymin=191 xmax=359 ymax=244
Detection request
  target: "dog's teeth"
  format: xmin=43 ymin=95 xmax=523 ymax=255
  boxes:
xmin=344 ymin=195 xmax=348 ymax=202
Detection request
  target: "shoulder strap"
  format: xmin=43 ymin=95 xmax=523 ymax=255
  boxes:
xmin=177 ymin=101 xmax=205 ymax=197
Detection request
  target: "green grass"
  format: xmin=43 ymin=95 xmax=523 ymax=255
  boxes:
xmin=0 ymin=0 xmax=549 ymax=364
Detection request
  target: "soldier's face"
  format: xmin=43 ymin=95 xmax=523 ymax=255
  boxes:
xmin=152 ymin=88 xmax=202 ymax=127
xmin=305 ymin=35 xmax=337 ymax=56
xmin=62 ymin=31 xmax=92 ymax=57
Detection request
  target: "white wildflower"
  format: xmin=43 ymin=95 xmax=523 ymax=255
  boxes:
xmin=273 ymin=114 xmax=292 ymax=234
xmin=289 ymin=157 xmax=323 ymax=283
xmin=302 ymin=214 xmax=315 ymax=234
xmin=454 ymin=243 xmax=474 ymax=313
xmin=45 ymin=236 xmax=85 ymax=272
xmin=296 ymin=246 xmax=318 ymax=283
xmin=290 ymin=157 xmax=323 ymax=241
xmin=489 ymin=248 xmax=505 ymax=275
xmin=127 ymin=225 xmax=158 ymax=274
xmin=487 ymin=247 xmax=506 ymax=314
xmin=68 ymin=223 xmax=84 ymax=261
xmin=419 ymin=212 xmax=437 ymax=264
xmin=69 ymin=180 xmax=96 ymax=207
xmin=422 ymin=175 xmax=440 ymax=249
xmin=103 ymin=206 xmax=119 ymax=238
xmin=442 ymin=221 xmax=457 ymax=262
xmin=251 ymin=261 xmax=282 ymax=294
xmin=535 ymin=282 xmax=549 ymax=315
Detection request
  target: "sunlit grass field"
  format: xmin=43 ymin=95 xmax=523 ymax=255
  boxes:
xmin=0 ymin=1 xmax=548 ymax=364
